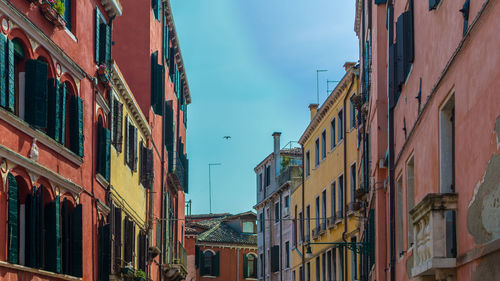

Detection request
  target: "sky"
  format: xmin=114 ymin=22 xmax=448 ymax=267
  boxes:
xmin=170 ymin=0 xmax=359 ymax=215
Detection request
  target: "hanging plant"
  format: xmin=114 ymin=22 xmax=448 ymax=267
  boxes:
xmin=52 ymin=0 xmax=65 ymax=16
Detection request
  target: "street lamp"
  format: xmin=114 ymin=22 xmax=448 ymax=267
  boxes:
xmin=208 ymin=163 xmax=221 ymax=214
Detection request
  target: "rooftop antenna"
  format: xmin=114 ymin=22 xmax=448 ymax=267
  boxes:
xmin=316 ymin=69 xmax=328 ymax=104
xmin=327 ymin=80 xmax=340 ymax=94
xmin=185 ymin=200 xmax=192 ymax=216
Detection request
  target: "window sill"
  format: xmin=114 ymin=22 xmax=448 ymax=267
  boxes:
xmin=96 ymin=173 xmax=109 ymax=188
xmin=0 ymin=261 xmax=82 ymax=281
xmin=201 ymin=275 xmax=217 ymax=278
xmin=0 ymin=109 xmax=83 ymax=166
xmin=64 ymin=28 xmax=77 ymax=42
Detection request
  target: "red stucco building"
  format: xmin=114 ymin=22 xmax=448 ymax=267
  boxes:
xmin=185 ymin=212 xmax=258 ymax=281
xmin=355 ymin=0 xmax=500 ymax=280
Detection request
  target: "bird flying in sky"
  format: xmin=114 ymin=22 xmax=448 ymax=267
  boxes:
xmin=223 ymin=136 xmax=231 ymax=140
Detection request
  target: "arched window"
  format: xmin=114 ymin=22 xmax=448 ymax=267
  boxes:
xmin=201 ymin=250 xmax=219 ymax=277
xmin=244 ymin=253 xmax=257 ymax=279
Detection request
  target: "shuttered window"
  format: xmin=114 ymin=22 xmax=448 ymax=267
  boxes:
xmin=123 ymin=217 xmax=136 ymax=265
xmin=0 ymin=36 xmax=15 ymax=112
xmin=97 ymin=119 xmax=111 ymax=180
xmin=112 ymin=205 xmax=122 ymax=274
xmin=70 ymin=204 xmax=83 ymax=277
xmin=151 ymin=52 xmax=164 ymax=115
xmin=7 ymin=173 xmax=18 ymax=264
xmin=164 ymin=16 xmax=169 ymax=62
xmin=98 ymin=222 xmax=111 ymax=281
xmin=125 ymin=119 xmax=138 ymax=172
xmin=395 ymin=2 xmax=415 ymax=103
xmin=95 ymin=8 xmax=112 ymax=65
xmin=44 ymin=195 xmax=61 ymax=273
xmin=111 ymin=96 xmax=123 ymax=152
xmin=47 ymin=79 xmax=66 ymax=144
xmin=140 ymin=143 xmax=154 ymax=189
xmin=375 ymin=0 xmax=387 ymax=4
xmin=69 ymin=95 xmax=84 ymax=157
xmin=429 ymin=0 xmax=442 ymax=10
xmin=152 ymin=0 xmax=161 ymax=21
xmin=271 ymin=245 xmax=280 ymax=272
xmin=25 ymin=59 xmax=48 ymax=128
xmin=137 ymin=231 xmax=147 ymax=271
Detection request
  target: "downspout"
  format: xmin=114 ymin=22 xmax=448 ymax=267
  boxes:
xmin=91 ymin=76 xmax=97 ymax=281
xmin=237 ymin=248 xmax=240 ymax=281
xmin=279 ymin=191 xmax=283 ymax=281
xmin=386 ymin=3 xmax=396 ymax=281
xmin=160 ymin=2 xmax=166 ymax=280
xmin=342 ymin=72 xmax=355 ymax=281
xmin=262 ymin=175 xmax=266 ymax=280
xmin=301 ymin=144 xmax=305 ymax=281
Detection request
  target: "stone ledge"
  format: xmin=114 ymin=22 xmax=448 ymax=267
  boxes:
xmin=0 ymin=261 xmax=82 ymax=281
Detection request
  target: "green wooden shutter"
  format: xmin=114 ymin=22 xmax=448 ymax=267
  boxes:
xmin=59 ymin=83 xmax=66 ymax=145
xmin=71 ymin=204 xmax=83 ymax=277
xmin=113 ymin=100 xmax=123 ymax=152
xmin=132 ymin=126 xmax=138 ymax=172
xmin=97 ymin=123 xmax=104 ymax=176
xmin=199 ymin=251 xmax=205 ymax=275
xmin=184 ymin=158 xmax=189 ymax=193
xmin=64 ymin=0 xmax=71 ymax=30
xmin=98 ymin=223 xmax=103 ymax=281
xmin=152 ymin=63 xmax=163 ymax=115
xmin=164 ymin=17 xmax=169 ymax=62
xmin=26 ymin=188 xmax=37 ymax=268
xmin=0 ymin=35 xmax=6 ymax=109
xmin=6 ymin=38 xmax=15 ymax=112
xmin=105 ymin=23 xmax=112 ymax=64
xmin=195 ymin=246 xmax=199 ymax=268
xmin=214 ymin=251 xmax=220 ymax=276
xmin=95 ymin=8 xmax=100 ymax=63
xmin=44 ymin=195 xmax=61 ymax=273
xmin=99 ymin=23 xmax=108 ymax=64
xmin=36 ymin=186 xmax=44 ymax=269
xmin=101 ymin=223 xmax=111 ymax=281
xmin=124 ymin=117 xmax=129 ymax=167
xmin=113 ymin=207 xmax=122 ymax=273
xmin=104 ymin=127 xmax=110 ymax=181
xmin=375 ymin=0 xmax=387 ymax=4
xmin=243 ymin=254 xmax=248 ymax=278
xmin=70 ymin=95 xmax=84 ymax=157
xmin=47 ymin=78 xmax=60 ymax=141
xmin=61 ymin=199 xmax=71 ymax=274
xmin=25 ymin=59 xmax=48 ymax=128
xmin=7 ymin=173 xmax=18 ymax=264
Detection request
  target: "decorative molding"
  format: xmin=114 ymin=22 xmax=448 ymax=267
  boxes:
xmin=96 ymin=90 xmax=110 ymax=116
xmin=0 ymin=109 xmax=83 ymax=166
xmin=0 ymin=144 xmax=83 ymax=196
xmin=96 ymin=198 xmax=111 ymax=216
xmin=0 ymin=0 xmax=87 ymax=80
xmin=100 ymin=0 xmax=123 ymax=18
xmin=111 ymin=62 xmax=152 ymax=139
xmin=96 ymin=173 xmax=109 ymax=189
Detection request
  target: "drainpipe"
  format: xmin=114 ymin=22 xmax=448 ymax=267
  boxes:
xmin=342 ymin=71 xmax=355 ymax=281
xmin=279 ymin=191 xmax=283 ymax=281
xmin=262 ymin=172 xmax=266 ymax=280
xmin=160 ymin=2 xmax=166 ymax=280
xmin=237 ymin=248 xmax=240 ymax=281
xmin=387 ymin=3 xmax=396 ymax=281
xmin=301 ymin=144 xmax=305 ymax=281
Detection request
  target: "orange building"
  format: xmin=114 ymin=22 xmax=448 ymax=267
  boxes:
xmin=185 ymin=212 xmax=258 ymax=281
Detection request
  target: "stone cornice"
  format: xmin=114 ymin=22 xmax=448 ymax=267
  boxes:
xmin=100 ymin=0 xmax=123 ymax=18
xmin=111 ymin=62 xmax=152 ymax=139
xmin=299 ymin=66 xmax=358 ymax=145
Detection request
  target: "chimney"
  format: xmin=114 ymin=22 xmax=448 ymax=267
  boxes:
xmin=273 ymin=132 xmax=281 ymax=177
xmin=309 ymin=104 xmax=319 ymax=120
xmin=344 ymin=62 xmax=356 ymax=72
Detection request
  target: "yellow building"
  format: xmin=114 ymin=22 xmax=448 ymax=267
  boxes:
xmin=291 ymin=63 xmax=361 ymax=281
xmin=103 ymin=63 xmax=155 ymax=279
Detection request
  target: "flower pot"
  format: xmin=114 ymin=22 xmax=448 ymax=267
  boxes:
xmin=121 ymin=267 xmax=135 ymax=277
xmin=97 ymin=67 xmax=112 ymax=88
xmin=40 ymin=3 xmax=65 ymax=30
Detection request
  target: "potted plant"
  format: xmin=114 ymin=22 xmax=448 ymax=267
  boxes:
xmin=97 ymin=64 xmax=112 ymax=88
xmin=40 ymin=0 xmax=66 ymax=29
xmin=134 ymin=269 xmax=146 ymax=281
xmin=120 ymin=262 xmax=135 ymax=277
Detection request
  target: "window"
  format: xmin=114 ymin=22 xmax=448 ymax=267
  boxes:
xmin=151 ymin=52 xmax=164 ymax=114
xmin=306 ymin=206 xmax=311 ymax=241
xmin=243 ymin=221 xmax=255 ymax=233
xmin=275 ymin=201 xmax=280 ymax=223
xmin=322 ymin=252 xmax=326 ymax=281
xmin=299 ymin=211 xmax=303 ymax=243
xmin=350 ymin=163 xmax=356 ymax=204
xmin=316 ymin=256 xmax=320 ymax=281
xmin=1 ymin=37 xmax=23 ymax=117
xmin=327 ymin=251 xmax=332 ymax=281
xmin=285 ymin=241 xmax=290 ymax=268
xmin=271 ymin=245 xmax=280 ymax=272
xmin=397 ymin=175 xmax=404 ymax=257
xmin=315 ymin=138 xmax=320 ymax=167
xmin=96 ymin=116 xmax=110 ymax=180
xmin=260 ymin=254 xmax=264 ymax=277
xmin=95 ymin=8 xmax=112 ymax=65
xmin=299 ymin=266 xmax=304 ymax=281
xmin=306 ymin=262 xmax=311 ymax=281
xmin=350 ymin=97 xmax=356 ymax=129
xmin=124 ymin=116 xmax=138 ymax=171
xmin=338 ymin=109 xmax=344 ymax=142
xmin=293 ymin=270 xmax=296 ymax=281
xmin=321 ymin=130 xmax=327 ymax=159
xmin=339 ymin=247 xmax=344 ymax=281
xmin=338 ymin=175 xmax=344 ymax=217
xmin=152 ymin=0 xmax=161 ymax=20
xmin=259 ymin=212 xmax=264 ymax=233
xmin=139 ymin=142 xmax=154 ymax=189
xmin=332 ymin=249 xmax=337 ymax=281
xmin=321 ymin=190 xmax=327 ymax=228
xmin=331 ymin=182 xmax=336 ymax=217
xmin=330 ymin=118 xmax=336 ymax=150
xmin=293 ymin=207 xmax=298 ymax=246
xmin=244 ymin=253 xmax=257 ymax=278
xmin=429 ymin=0 xmax=441 ymax=10
xmin=306 ymin=151 xmax=311 ymax=177
xmin=265 ymin=165 xmax=271 ymax=187
xmin=63 ymin=0 xmax=72 ymax=31
xmin=201 ymin=250 xmax=219 ymax=276
xmin=440 ymin=95 xmax=455 ymax=193
xmin=407 ymin=156 xmax=415 ymax=248
xmin=315 ymin=196 xmax=320 ymax=230
xmin=284 ymin=195 xmax=290 ymax=209
xmin=351 ymin=237 xmax=357 ymax=280
xmin=258 ymin=173 xmax=263 ymax=191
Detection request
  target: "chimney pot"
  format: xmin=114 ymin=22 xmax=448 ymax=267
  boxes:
xmin=309 ymin=104 xmax=319 ymax=120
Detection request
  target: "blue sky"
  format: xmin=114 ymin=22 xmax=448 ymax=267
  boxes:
xmin=170 ymin=0 xmax=358 ymax=215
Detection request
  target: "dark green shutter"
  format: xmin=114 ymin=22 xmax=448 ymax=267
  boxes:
xmin=64 ymin=0 xmax=71 ymax=30
xmin=429 ymin=0 xmax=441 ymax=10
xmin=214 ymin=251 xmax=220 ymax=276
xmin=0 ymin=35 xmax=6 ymax=109
xmin=47 ymin=78 xmax=60 ymax=141
xmin=99 ymin=23 xmax=108 ymax=64
xmin=195 ymin=246 xmax=199 ymax=268
xmin=36 ymin=186 xmax=44 ymax=269
xmin=25 ymin=59 xmax=48 ymax=128
xmin=6 ymin=38 xmax=14 ymax=112
xmin=26 ymin=187 xmax=37 ymax=268
xmin=124 ymin=117 xmax=129 ymax=166
xmin=105 ymin=23 xmax=112 ymax=64
xmin=164 ymin=17 xmax=169 ymax=62
xmin=61 ymin=199 xmax=71 ymax=274
xmin=59 ymin=83 xmax=67 ymax=145
xmin=71 ymin=204 xmax=83 ymax=277
xmin=95 ymin=8 xmax=101 ymax=63
xmin=70 ymin=95 xmax=84 ymax=157
xmin=184 ymin=158 xmax=189 ymax=193
xmin=7 ymin=173 xmax=18 ymax=264
xmin=104 ymin=127 xmax=110 ymax=180
xmin=271 ymin=245 xmax=279 ymax=272
xmin=153 ymin=64 xmax=164 ymax=115
xmin=97 ymin=123 xmax=104 ymax=176
xmin=44 ymin=196 xmax=61 ymax=273
xmin=112 ymin=99 xmax=123 ymax=152
xmin=100 ymin=223 xmax=111 ymax=281
xmin=375 ymin=0 xmax=387 ymax=4
xmin=132 ymin=126 xmax=138 ymax=172
xmin=113 ymin=207 xmax=122 ymax=273
xmin=243 ymin=254 xmax=248 ymax=278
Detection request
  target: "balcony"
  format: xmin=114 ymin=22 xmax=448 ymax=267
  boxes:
xmin=161 ymin=242 xmax=188 ymax=280
xmin=278 ymin=165 xmax=302 ymax=187
xmin=167 ymin=150 xmax=188 ymax=192
xmin=312 ymin=227 xmax=319 ymax=240
xmin=327 ymin=216 xmax=336 ymax=229
xmin=320 ymin=222 xmax=327 ymax=234
xmin=409 ymin=193 xmax=458 ymax=279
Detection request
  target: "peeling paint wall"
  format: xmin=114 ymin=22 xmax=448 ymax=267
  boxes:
xmin=471 ymin=250 xmax=500 ymax=281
